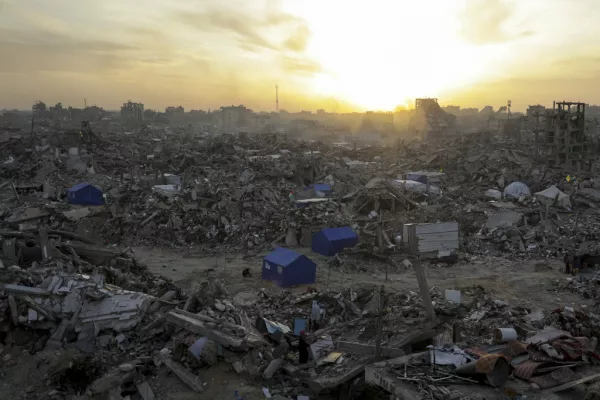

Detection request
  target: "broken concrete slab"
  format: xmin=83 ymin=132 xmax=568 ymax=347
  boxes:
xmin=306 ymin=358 xmax=372 ymax=393
xmin=482 ymin=210 xmax=522 ymax=234
xmin=78 ymin=289 xmax=153 ymax=332
xmin=364 ymin=352 xmax=429 ymax=400
xmin=136 ymin=381 xmax=155 ymax=400
xmin=166 ymin=311 xmax=263 ymax=349
xmin=337 ymin=341 xmax=405 ymax=359
xmin=157 ymin=349 xmax=204 ymax=393
xmin=263 ymin=358 xmax=283 ymax=379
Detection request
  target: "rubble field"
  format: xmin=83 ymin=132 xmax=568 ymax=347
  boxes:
xmin=2 ymin=126 xmax=600 ymax=399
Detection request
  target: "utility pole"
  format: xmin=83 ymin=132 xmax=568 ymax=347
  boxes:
xmin=30 ymin=106 xmax=35 ymax=148
xmin=375 ymin=285 xmax=385 ymax=361
xmin=414 ymin=259 xmax=436 ymax=322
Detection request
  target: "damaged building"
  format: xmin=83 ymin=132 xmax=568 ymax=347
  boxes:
xmin=409 ymin=98 xmax=456 ymax=139
xmin=3 ymin=94 xmax=600 ymax=400
xmin=544 ymin=101 xmax=598 ymax=171
xmin=120 ymin=101 xmax=144 ymax=124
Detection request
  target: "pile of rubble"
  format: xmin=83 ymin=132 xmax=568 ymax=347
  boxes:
xmin=2 ymin=124 xmax=600 ymax=262
xmin=4 ymin=122 xmax=600 ymax=398
xmin=3 ymin=226 xmax=600 ymax=399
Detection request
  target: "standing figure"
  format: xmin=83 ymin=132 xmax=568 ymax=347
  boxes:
xmin=298 ymin=331 xmax=309 ymax=364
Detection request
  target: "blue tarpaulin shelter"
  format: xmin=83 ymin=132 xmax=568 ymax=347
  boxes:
xmin=312 ymin=226 xmax=358 ymax=256
xmin=67 ymin=183 xmax=104 ymax=206
xmin=262 ymin=248 xmax=316 ymax=287
xmin=304 ymin=183 xmax=333 ymax=194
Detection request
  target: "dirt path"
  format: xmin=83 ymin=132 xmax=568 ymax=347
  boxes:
xmin=133 ymin=246 xmax=585 ymax=311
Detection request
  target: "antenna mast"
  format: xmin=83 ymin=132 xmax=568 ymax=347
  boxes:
xmin=275 ymin=85 xmax=279 ymax=114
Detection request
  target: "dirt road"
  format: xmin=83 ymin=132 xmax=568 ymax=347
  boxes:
xmin=133 ymin=246 xmax=585 ymax=311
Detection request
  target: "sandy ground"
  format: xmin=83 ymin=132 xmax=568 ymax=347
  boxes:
xmin=133 ymin=246 xmax=586 ymax=311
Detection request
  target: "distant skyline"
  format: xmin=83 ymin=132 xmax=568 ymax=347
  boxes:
xmin=2 ymin=101 xmax=544 ymax=114
xmin=2 ymin=0 xmax=600 ymax=112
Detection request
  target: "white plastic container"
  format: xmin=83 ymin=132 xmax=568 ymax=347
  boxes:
xmin=494 ymin=328 xmax=517 ymax=343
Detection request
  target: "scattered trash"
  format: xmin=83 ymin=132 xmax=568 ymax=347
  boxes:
xmin=0 ymin=107 xmax=599 ymax=400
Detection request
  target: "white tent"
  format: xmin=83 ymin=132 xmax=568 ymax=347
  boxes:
xmin=503 ymin=182 xmax=531 ymax=199
xmin=534 ymin=185 xmax=571 ymax=208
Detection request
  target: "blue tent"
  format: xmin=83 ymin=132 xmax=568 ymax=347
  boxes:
xmin=67 ymin=183 xmax=104 ymax=206
xmin=304 ymin=183 xmax=333 ymax=194
xmin=262 ymin=248 xmax=316 ymax=288
xmin=312 ymin=226 xmax=358 ymax=256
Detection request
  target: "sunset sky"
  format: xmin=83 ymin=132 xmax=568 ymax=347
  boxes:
xmin=1 ymin=0 xmax=600 ymax=112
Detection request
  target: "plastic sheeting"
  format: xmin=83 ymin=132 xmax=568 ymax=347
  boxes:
xmin=429 ymin=346 xmax=474 ymax=368
xmin=392 ymin=180 xmax=441 ymax=195
xmin=484 ymin=189 xmax=502 ymax=199
xmin=503 ymin=182 xmax=531 ymax=199
xmin=534 ymin=185 xmax=571 ymax=208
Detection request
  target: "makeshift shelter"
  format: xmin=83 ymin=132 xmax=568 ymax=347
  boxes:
xmin=304 ymin=183 xmax=333 ymax=195
xmin=535 ymin=185 xmax=571 ymax=208
xmin=262 ymin=248 xmax=316 ymax=287
xmin=67 ymin=183 xmax=104 ymax=206
xmin=503 ymin=182 xmax=531 ymax=199
xmin=312 ymin=226 xmax=358 ymax=256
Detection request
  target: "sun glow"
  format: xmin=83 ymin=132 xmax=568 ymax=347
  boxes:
xmin=285 ymin=0 xmax=493 ymax=110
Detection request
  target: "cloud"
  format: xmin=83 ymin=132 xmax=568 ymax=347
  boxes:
xmin=283 ymin=24 xmax=311 ymax=52
xmin=174 ymin=3 xmax=312 ymax=53
xmin=177 ymin=9 xmax=278 ymax=51
xmin=459 ymin=0 xmax=533 ymax=45
xmin=445 ymin=71 xmax=600 ymax=110
xmin=281 ymin=56 xmax=322 ymax=75
xmin=0 ymin=28 xmax=137 ymax=73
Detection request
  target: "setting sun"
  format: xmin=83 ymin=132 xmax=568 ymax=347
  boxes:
xmin=286 ymin=0 xmax=494 ymax=110
xmin=1 ymin=0 xmax=600 ymax=111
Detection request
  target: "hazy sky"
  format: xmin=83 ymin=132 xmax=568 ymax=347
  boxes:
xmin=1 ymin=0 xmax=600 ymax=112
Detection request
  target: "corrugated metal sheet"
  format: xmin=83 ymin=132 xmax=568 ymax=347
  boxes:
xmin=514 ymin=360 xmax=544 ymax=380
xmin=403 ymin=222 xmax=458 ymax=256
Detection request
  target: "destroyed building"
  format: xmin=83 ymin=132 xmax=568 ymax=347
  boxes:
xmin=2 ymin=96 xmax=600 ymax=400
xmin=32 ymin=101 xmax=47 ymax=117
xmin=218 ymin=105 xmax=253 ymax=133
xmin=527 ymin=104 xmax=546 ymax=142
xmin=544 ymin=101 xmax=597 ymax=171
xmin=120 ymin=101 xmax=144 ymax=124
xmin=409 ymin=98 xmax=456 ymax=139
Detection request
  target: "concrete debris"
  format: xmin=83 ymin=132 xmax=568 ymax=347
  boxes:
xmin=136 ymin=381 xmax=156 ymax=400
xmin=481 ymin=210 xmax=522 ymax=234
xmin=157 ymin=348 xmax=205 ymax=393
xmin=3 ymin=105 xmax=600 ymax=400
